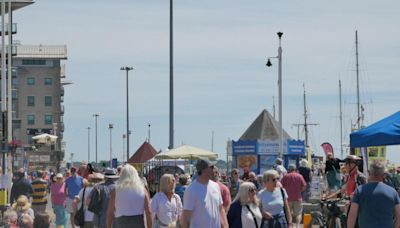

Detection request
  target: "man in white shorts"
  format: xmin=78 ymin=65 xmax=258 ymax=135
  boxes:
xmin=65 ymin=167 xmax=83 ymax=228
xmin=181 ymin=158 xmax=228 ymax=228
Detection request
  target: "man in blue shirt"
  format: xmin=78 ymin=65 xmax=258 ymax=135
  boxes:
xmin=65 ymin=167 xmax=83 ymax=228
xmin=347 ymin=160 xmax=400 ymax=228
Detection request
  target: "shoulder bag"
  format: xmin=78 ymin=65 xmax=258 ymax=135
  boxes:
xmin=280 ymin=187 xmax=289 ymax=225
xmin=74 ymin=187 xmax=86 ymax=226
xmin=245 ymin=204 xmax=259 ymax=228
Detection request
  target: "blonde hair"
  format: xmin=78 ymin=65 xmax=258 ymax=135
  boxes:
xmin=300 ymin=159 xmax=309 ymax=168
xmin=116 ymin=164 xmax=144 ymax=192
xmin=262 ymin=169 xmax=279 ymax=183
xmin=233 ymin=182 xmax=259 ymax=206
xmin=159 ymin=174 xmax=175 ymax=193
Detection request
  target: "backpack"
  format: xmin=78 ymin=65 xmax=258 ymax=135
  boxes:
xmin=356 ymin=172 xmax=367 ymax=187
xmin=383 ymin=173 xmax=399 ymax=190
xmin=88 ymin=185 xmax=103 ymax=215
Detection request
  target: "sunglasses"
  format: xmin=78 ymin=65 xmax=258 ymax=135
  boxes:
xmin=248 ymin=188 xmax=256 ymax=193
xmin=270 ymin=178 xmax=279 ymax=182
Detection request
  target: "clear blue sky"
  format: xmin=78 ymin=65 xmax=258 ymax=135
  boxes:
xmin=13 ymin=0 xmax=400 ymax=163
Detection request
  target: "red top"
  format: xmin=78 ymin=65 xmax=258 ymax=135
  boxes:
xmin=217 ymin=181 xmax=231 ymax=208
xmin=346 ymin=171 xmax=357 ymax=197
xmin=281 ymin=172 xmax=306 ymax=201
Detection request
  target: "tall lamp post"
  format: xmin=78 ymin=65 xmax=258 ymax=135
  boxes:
xmin=109 ymin=124 xmax=113 ymax=167
xmin=93 ymin=114 xmax=99 ymax=164
xmin=122 ymin=134 xmax=126 ymax=163
xmin=120 ymin=66 xmax=134 ymax=162
xmin=87 ymin=127 xmax=91 ymax=162
xmin=266 ymin=32 xmax=283 ymax=159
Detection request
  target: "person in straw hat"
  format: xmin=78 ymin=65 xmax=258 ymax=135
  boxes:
xmin=12 ymin=195 xmax=34 ymax=227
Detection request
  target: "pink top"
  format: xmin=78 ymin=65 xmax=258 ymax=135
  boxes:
xmin=281 ymin=172 xmax=306 ymax=202
xmin=217 ymin=181 xmax=231 ymax=208
xmin=51 ymin=182 xmax=67 ymax=206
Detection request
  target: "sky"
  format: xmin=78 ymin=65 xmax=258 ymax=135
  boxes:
xmin=12 ymin=0 xmax=400 ymax=164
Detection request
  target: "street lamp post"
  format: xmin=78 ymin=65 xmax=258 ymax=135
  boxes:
xmin=266 ymin=32 xmax=284 ymax=159
xmin=120 ymin=66 xmax=134 ymax=162
xmin=109 ymin=124 xmax=113 ymax=167
xmin=93 ymin=114 xmax=99 ymax=164
xmin=87 ymin=127 xmax=91 ymax=162
xmin=122 ymin=134 xmax=126 ymax=163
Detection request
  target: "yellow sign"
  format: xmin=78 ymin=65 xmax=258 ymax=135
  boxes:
xmin=355 ymin=146 xmax=386 ymax=164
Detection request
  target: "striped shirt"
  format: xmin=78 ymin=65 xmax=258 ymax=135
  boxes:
xmin=31 ymin=178 xmax=48 ymax=205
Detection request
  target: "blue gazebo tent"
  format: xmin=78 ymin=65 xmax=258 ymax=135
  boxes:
xmin=350 ymin=111 xmax=400 ymax=148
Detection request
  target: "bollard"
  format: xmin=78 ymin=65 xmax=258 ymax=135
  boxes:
xmin=303 ymin=213 xmax=312 ymax=228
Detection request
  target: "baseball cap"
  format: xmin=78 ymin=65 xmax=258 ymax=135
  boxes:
xmin=196 ymin=158 xmax=216 ymax=172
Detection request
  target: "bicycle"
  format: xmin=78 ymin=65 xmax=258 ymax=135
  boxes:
xmin=308 ymin=198 xmax=347 ymax=228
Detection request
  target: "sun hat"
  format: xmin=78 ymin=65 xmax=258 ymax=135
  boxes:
xmin=344 ymin=155 xmax=362 ymax=163
xmin=103 ymin=168 xmax=119 ymax=179
xmin=12 ymin=195 xmax=31 ymax=212
xmin=89 ymin=172 xmax=104 ymax=181
xmin=55 ymin=173 xmax=63 ymax=179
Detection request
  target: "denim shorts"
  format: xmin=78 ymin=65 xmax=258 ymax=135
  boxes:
xmin=53 ymin=205 xmax=68 ymax=226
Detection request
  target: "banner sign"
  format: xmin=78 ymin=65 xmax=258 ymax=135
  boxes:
xmin=287 ymin=140 xmax=305 ymax=155
xmin=257 ymin=140 xmax=288 ymax=155
xmin=321 ymin=142 xmax=334 ymax=156
xmin=232 ymin=140 xmax=257 ymax=155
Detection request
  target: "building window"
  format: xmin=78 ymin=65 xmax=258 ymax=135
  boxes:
xmin=44 ymin=115 xmax=53 ymax=125
xmin=22 ymin=59 xmax=46 ymax=65
xmin=27 ymin=115 xmax=35 ymax=125
xmin=45 ymin=96 xmax=52 ymax=106
xmin=27 ymin=77 xmax=35 ymax=85
xmin=44 ymin=78 xmax=53 ymax=85
xmin=27 ymin=96 xmax=35 ymax=106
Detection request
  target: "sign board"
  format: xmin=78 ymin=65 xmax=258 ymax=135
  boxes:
xmin=287 ymin=140 xmax=305 ymax=155
xmin=257 ymin=140 xmax=288 ymax=155
xmin=232 ymin=140 xmax=257 ymax=155
xmin=39 ymin=155 xmax=51 ymax=162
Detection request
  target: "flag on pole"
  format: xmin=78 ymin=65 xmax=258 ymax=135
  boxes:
xmin=321 ymin=142 xmax=334 ymax=156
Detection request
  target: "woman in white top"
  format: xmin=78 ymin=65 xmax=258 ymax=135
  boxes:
xmin=151 ymin=173 xmax=183 ymax=228
xmin=227 ymin=182 xmax=262 ymax=228
xmin=107 ymin=164 xmax=152 ymax=228
xmin=258 ymin=170 xmax=292 ymax=228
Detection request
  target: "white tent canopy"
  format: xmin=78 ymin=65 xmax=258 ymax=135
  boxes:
xmin=32 ymin=133 xmax=58 ymax=144
xmin=155 ymin=145 xmax=218 ymax=160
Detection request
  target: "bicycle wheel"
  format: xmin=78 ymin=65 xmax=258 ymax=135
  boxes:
xmin=328 ymin=217 xmax=342 ymax=228
xmin=310 ymin=211 xmax=324 ymax=228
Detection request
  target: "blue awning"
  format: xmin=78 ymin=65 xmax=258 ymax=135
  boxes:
xmin=350 ymin=111 xmax=400 ymax=148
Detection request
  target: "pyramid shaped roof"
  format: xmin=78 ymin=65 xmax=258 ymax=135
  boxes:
xmin=128 ymin=141 xmax=157 ymax=163
xmin=240 ymin=109 xmax=291 ymax=141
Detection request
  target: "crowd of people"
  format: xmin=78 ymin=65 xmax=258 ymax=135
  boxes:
xmin=3 ymin=153 xmax=400 ymax=228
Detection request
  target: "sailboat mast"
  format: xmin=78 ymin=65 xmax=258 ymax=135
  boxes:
xmin=356 ymin=30 xmax=361 ymax=129
xmin=303 ymin=83 xmax=308 ymax=148
xmin=339 ymin=80 xmax=344 ymax=158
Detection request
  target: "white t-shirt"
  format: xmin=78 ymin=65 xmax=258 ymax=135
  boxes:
xmin=241 ymin=203 xmax=262 ymax=228
xmin=151 ymin=192 xmax=183 ymax=227
xmin=183 ymin=180 xmax=222 ymax=228
xmin=77 ymin=186 xmax=94 ymax=222
xmin=258 ymin=187 xmax=287 ymax=216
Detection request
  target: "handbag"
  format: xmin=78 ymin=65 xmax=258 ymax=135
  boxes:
xmin=333 ymin=166 xmax=341 ymax=181
xmin=74 ymin=187 xmax=86 ymax=226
